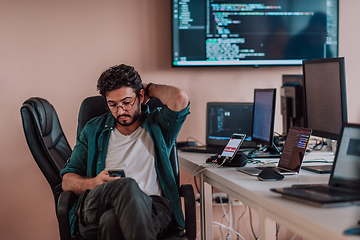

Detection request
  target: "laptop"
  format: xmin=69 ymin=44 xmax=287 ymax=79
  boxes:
xmin=301 ymin=164 xmax=332 ymax=174
xmin=271 ymin=123 xmax=360 ymax=207
xmin=180 ymin=102 xmax=256 ymax=154
xmin=237 ymin=126 xmax=312 ymax=176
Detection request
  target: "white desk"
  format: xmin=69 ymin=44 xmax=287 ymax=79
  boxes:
xmin=179 ymin=150 xmax=360 ymax=240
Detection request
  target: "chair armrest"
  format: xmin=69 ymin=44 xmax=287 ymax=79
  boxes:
xmin=57 ymin=190 xmax=78 ymax=240
xmin=179 ymin=184 xmax=196 ymax=240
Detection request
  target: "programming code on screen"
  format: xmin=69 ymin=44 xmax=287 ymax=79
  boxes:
xmin=172 ymin=0 xmax=338 ymax=66
xmin=208 ymin=104 xmax=252 ymax=141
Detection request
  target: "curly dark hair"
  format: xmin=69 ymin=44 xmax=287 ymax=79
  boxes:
xmin=97 ymin=64 xmax=143 ymax=97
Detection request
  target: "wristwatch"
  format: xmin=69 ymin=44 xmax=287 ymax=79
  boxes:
xmin=144 ymin=82 xmax=154 ymax=98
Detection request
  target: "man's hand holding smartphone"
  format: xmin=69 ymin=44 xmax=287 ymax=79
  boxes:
xmin=107 ymin=169 xmax=126 ymax=178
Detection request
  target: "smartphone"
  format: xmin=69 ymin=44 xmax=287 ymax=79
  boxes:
xmin=108 ymin=169 xmax=126 ymax=177
xmin=221 ymin=133 xmax=246 ymax=160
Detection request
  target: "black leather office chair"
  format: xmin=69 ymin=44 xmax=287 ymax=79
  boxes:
xmin=21 ymin=96 xmax=196 ymax=240
xmin=20 ymin=97 xmax=72 ymax=211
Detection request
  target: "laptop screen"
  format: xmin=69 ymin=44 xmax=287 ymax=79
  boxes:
xmin=330 ymin=124 xmax=360 ymax=188
xmin=206 ymin=102 xmax=253 ymax=147
xmin=278 ymin=127 xmax=312 ymax=172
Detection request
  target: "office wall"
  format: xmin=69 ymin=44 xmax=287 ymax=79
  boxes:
xmin=0 ymin=0 xmax=359 ymax=239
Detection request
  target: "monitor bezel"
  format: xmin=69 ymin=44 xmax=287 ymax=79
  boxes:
xmin=302 ymin=57 xmax=347 ymax=140
xmin=251 ymin=88 xmax=277 ymax=146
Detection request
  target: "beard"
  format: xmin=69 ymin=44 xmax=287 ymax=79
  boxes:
xmin=115 ymin=103 xmax=141 ymax=127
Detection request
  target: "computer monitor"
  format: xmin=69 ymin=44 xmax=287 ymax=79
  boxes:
xmin=172 ymin=0 xmax=339 ymax=67
xmin=281 ymin=75 xmax=305 ymax=135
xmin=303 ymin=57 xmax=347 ymax=140
xmin=252 ymin=88 xmax=277 ymax=147
xmin=206 ymin=102 xmax=253 ymax=147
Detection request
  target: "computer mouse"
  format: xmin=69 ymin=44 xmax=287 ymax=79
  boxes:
xmin=257 ymin=167 xmax=284 ymax=181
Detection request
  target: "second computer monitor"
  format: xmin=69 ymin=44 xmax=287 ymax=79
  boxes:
xmin=252 ymin=88 xmax=277 ymax=147
xmin=303 ymin=57 xmax=347 ymax=140
xmin=206 ymin=102 xmax=253 ymax=146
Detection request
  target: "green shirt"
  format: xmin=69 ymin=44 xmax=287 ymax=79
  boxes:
xmin=60 ymin=103 xmax=190 ymax=236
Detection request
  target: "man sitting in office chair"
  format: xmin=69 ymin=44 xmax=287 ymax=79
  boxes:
xmin=60 ymin=64 xmax=190 ymax=240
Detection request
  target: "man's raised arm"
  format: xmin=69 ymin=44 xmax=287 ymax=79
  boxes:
xmin=143 ymin=83 xmax=189 ymax=112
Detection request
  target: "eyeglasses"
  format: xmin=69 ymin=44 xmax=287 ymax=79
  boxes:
xmin=107 ymin=97 xmax=137 ymax=113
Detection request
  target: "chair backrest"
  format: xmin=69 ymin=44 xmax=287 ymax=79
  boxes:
xmin=20 ymin=97 xmax=72 ymax=205
xmin=77 ymin=96 xmax=108 ymax=136
xmin=77 ymin=96 xmax=180 ymax=187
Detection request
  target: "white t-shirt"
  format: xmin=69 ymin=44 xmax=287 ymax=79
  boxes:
xmin=105 ymin=126 xmax=162 ymax=196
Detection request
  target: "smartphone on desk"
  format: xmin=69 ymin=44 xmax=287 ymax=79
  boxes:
xmin=108 ymin=169 xmax=126 ymax=178
xmin=221 ymin=133 xmax=246 ymax=161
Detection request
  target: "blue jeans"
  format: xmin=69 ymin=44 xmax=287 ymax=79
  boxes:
xmin=77 ymin=178 xmax=172 ymax=240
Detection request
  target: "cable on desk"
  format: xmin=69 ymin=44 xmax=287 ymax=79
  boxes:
xmin=247 ymin=158 xmax=279 ymax=168
xmin=272 ymin=142 xmax=282 ymax=153
xmin=247 ymin=158 xmax=265 ymax=165
xmin=189 ymin=163 xmax=207 ymax=182
xmin=189 ymin=157 xmax=229 ymax=182
xmin=185 ymin=136 xmax=205 ymax=146
xmin=303 ymin=137 xmax=324 ymax=155
xmin=307 ymin=137 xmax=326 ymax=152
xmin=248 ymin=145 xmax=267 ymax=156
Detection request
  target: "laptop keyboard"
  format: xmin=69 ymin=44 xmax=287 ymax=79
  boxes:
xmin=305 ymin=185 xmax=349 ymax=195
xmin=288 ymin=185 xmax=360 ymax=201
xmin=256 ymin=166 xmax=292 ymax=173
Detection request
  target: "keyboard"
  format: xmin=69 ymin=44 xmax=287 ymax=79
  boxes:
xmin=288 ymin=185 xmax=360 ymax=201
